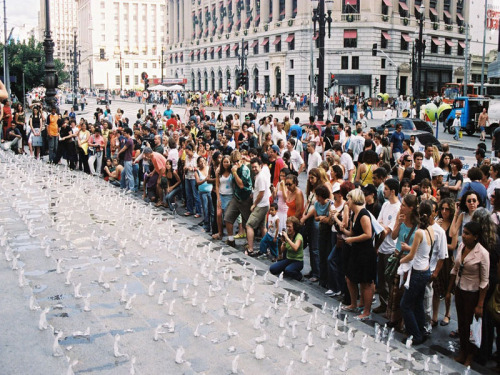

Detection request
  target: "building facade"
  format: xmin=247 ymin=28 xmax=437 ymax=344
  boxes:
xmin=166 ymin=0 xmax=470 ymax=98
xmin=38 ymin=0 xmax=78 ymax=73
xmin=76 ymin=0 xmax=168 ymax=90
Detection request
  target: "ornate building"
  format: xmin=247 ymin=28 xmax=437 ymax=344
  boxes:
xmin=166 ymin=0 xmax=470 ymax=98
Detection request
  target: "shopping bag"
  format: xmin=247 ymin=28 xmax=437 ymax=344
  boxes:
xmin=469 ymin=316 xmax=482 ymax=348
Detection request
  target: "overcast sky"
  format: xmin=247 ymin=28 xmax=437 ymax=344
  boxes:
xmin=5 ymin=0 xmax=39 ymax=39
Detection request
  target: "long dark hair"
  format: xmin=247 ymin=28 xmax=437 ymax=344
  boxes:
xmin=418 ymin=200 xmax=432 ymax=230
xmin=403 ymin=194 xmax=419 ymax=227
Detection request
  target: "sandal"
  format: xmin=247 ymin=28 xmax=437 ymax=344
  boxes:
xmin=431 ymin=320 xmax=438 ymax=328
xmin=212 ymin=233 xmax=222 ymax=240
xmin=341 ymin=305 xmax=357 ymax=312
xmin=234 ymin=233 xmax=247 ymax=239
xmin=440 ymin=316 xmax=450 ymax=326
xmin=184 ymin=212 xmax=192 ymax=216
xmin=194 ymin=214 xmax=201 ymax=218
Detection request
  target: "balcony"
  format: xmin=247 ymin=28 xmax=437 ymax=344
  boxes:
xmin=341 ymin=14 xmax=360 ymax=22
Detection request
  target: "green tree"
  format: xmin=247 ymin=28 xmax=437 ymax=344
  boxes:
xmin=0 ymin=37 xmax=69 ymax=102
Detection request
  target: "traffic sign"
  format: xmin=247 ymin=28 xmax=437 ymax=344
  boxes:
xmin=142 ymin=91 xmax=149 ymax=99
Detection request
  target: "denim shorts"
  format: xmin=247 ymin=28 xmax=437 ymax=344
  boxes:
xmin=220 ymin=194 xmax=232 ymax=211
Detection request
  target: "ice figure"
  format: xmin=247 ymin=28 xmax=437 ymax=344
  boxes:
xmin=361 ymin=348 xmax=369 ymax=364
xmin=338 ymin=352 xmax=348 ymax=372
xmin=148 ymin=281 xmax=156 ymax=297
xmin=44 ymin=245 xmax=51 ymax=258
xmin=278 ymin=330 xmax=286 ymax=348
xmin=264 ymin=306 xmax=272 ymax=319
xmin=231 ymin=355 xmax=239 ymax=374
xmin=18 ymin=268 xmax=26 ymax=287
xmin=67 ymin=360 xmax=78 ymax=375
xmin=361 ymin=334 xmax=367 ymax=349
xmin=464 ymin=366 xmax=470 ymax=375
xmin=193 ymin=274 xmax=199 ymax=287
xmin=327 ymin=341 xmax=337 ymax=360
xmin=167 ymin=318 xmax=175 ymax=333
xmin=125 ymin=294 xmax=137 ymax=310
xmin=279 ymin=315 xmax=286 ymax=328
xmin=158 ymin=290 xmax=166 ymax=305
xmin=254 ymin=344 xmax=265 ymax=359
xmin=52 ymin=330 xmax=64 ymax=357
xmin=114 ymin=334 xmax=128 ymax=358
xmin=300 ymin=345 xmax=309 ymax=363
xmin=424 ymin=357 xmax=430 ymax=371
xmin=347 ymin=328 xmax=354 ymax=341
xmin=306 ymin=315 xmax=312 ymax=330
xmin=432 ymin=354 xmax=439 ymax=364
xmin=39 ymin=307 xmax=50 ymax=330
xmin=191 ymin=291 xmax=198 ymax=306
xmin=307 ymin=332 xmax=314 ymax=347
xmin=253 ymin=315 xmax=262 ymax=330
xmin=238 ymin=303 xmax=245 ymax=320
xmin=153 ymin=325 xmax=164 ymax=341
xmin=223 ymin=293 xmax=229 ymax=308
xmin=83 ymin=294 xmax=91 ymax=312
xmin=73 ymin=283 xmax=83 ymax=299
xmin=255 ymin=330 xmax=267 ymax=343
xmin=168 ymin=299 xmax=176 ymax=316
xmin=334 ymin=319 xmax=340 ymax=337
xmin=227 ymin=321 xmax=238 ymax=337
xmin=386 ymin=353 xmax=391 ymax=364
xmin=194 ymin=323 xmax=202 ymax=337
xmin=11 ymin=254 xmax=19 ymax=270
xmin=245 ymin=293 xmax=250 ymax=307
xmin=175 ymin=346 xmax=185 ymax=364
xmin=29 ymin=295 xmax=40 ymax=311
xmin=172 ymin=278 xmax=178 ymax=291
xmin=4 ymin=249 xmax=12 ymax=261
xmin=263 ymin=271 xmax=269 ymax=282
xmin=56 ymin=259 xmax=63 ymax=274
xmin=285 ymin=361 xmax=294 ymax=375
xmin=64 ymin=268 xmax=74 ymax=286
xmin=163 ymin=268 xmax=171 ymax=283
xmin=405 ymin=335 xmax=413 ymax=349
xmin=249 ymin=282 xmax=255 ymax=295
xmin=291 ymin=321 xmax=298 ymax=339
xmin=130 ymin=357 xmax=136 ymax=375
xmin=120 ymin=284 xmax=128 ymax=303
xmin=98 ymin=266 xmax=105 ymax=283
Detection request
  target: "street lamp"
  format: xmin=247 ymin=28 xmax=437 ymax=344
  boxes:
xmin=415 ymin=4 xmax=425 ymax=118
xmin=69 ymin=29 xmax=81 ymax=109
xmin=43 ymin=0 xmax=58 ymax=110
xmin=161 ymin=46 xmax=165 ymax=84
xmin=311 ymin=0 xmax=333 ymax=121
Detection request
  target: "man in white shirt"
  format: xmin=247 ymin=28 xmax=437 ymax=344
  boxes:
xmin=258 ymin=117 xmax=272 ymax=145
xmin=287 ymin=138 xmax=305 ymax=174
xmin=422 ymin=143 xmax=435 ymax=172
xmin=359 ymin=112 xmax=368 ymax=128
xmin=272 ymin=121 xmax=287 ymax=146
xmin=337 ymin=123 xmax=346 ymax=145
xmin=349 ymin=127 xmax=365 ymax=163
xmin=306 ymin=142 xmax=322 ymax=173
xmin=373 ymin=179 xmax=401 ymax=314
xmin=333 ymin=143 xmax=355 ymax=181
xmin=246 ymin=157 xmax=271 ymax=254
xmin=424 ymin=200 xmax=448 ymax=334
xmin=384 ymin=105 xmax=393 ymax=121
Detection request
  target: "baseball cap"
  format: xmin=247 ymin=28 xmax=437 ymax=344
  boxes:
xmin=332 ymin=184 xmax=341 ymax=194
xmin=271 ymin=145 xmax=280 ymax=154
xmin=431 ymin=167 xmax=446 ymax=177
xmin=248 ymin=127 xmax=254 ymax=133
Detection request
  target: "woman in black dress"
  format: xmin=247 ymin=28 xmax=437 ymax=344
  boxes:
xmin=340 ymin=188 xmax=376 ymax=320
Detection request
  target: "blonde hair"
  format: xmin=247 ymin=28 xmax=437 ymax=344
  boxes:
xmin=347 ymin=188 xmax=365 ymax=206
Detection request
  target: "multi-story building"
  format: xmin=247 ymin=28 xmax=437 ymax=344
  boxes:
xmin=76 ymin=0 xmax=168 ymax=91
xmin=38 ymin=0 xmax=77 ymax=73
xmin=166 ymin=0 xmax=470 ymax=98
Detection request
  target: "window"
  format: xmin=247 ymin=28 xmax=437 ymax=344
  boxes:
xmin=226 ymin=45 xmax=230 ymax=58
xmin=218 ymin=47 xmax=222 ymax=59
xmin=263 ymin=38 xmax=269 ymax=53
xmin=125 ymin=76 xmax=130 ymax=85
xmin=381 ymin=58 xmax=386 ymax=69
xmin=125 ymin=63 xmax=129 ymax=68
xmin=431 ymin=37 xmax=440 ymax=54
xmin=290 ymin=60 xmax=294 ymax=69
xmin=400 ymin=33 xmax=410 ymax=51
xmin=265 ymin=61 xmax=269 ymax=70
xmin=456 ymin=0 xmax=464 ymax=26
xmin=274 ymin=36 xmax=281 ymax=52
xmin=428 ymin=0 xmax=438 ymax=22
xmin=341 ymin=56 xmax=348 ymax=70
xmin=134 ymin=75 xmax=139 ymax=85
xmin=252 ymin=40 xmax=259 ymax=55
xmin=343 ymin=29 xmax=357 ymax=48
xmin=143 ymin=63 xmax=147 ymax=68
xmin=115 ymin=62 xmax=120 ymax=69
xmin=288 ymin=75 xmax=295 ymax=95
xmin=444 ymin=39 xmax=454 ymax=55
xmin=286 ymin=34 xmax=295 ymax=51
xmin=458 ymin=41 xmax=465 ymax=56
xmin=381 ymin=30 xmax=390 ymax=49
xmin=382 ymin=0 xmax=389 ymax=15
xmin=134 ymin=63 xmax=138 ymax=68
xmin=352 ymin=56 xmax=359 ymax=70
xmin=443 ymin=0 xmax=451 ymax=24
xmin=398 ymin=0 xmax=408 ymax=18
xmin=153 ymin=63 xmax=157 ymax=68
xmin=115 ymin=75 xmax=120 ymax=85
xmin=343 ymin=0 xmax=359 ymax=14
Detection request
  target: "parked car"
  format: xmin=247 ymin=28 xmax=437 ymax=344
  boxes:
xmin=97 ymin=89 xmax=111 ymax=105
xmin=371 ymin=118 xmax=433 ymax=135
xmin=404 ymin=130 xmax=442 ymax=151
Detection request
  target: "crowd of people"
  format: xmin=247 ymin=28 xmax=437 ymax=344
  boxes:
xmin=2 ymin=96 xmax=499 ymax=370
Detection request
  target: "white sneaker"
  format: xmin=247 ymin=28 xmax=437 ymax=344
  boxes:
xmin=325 ymin=290 xmax=334 ymax=296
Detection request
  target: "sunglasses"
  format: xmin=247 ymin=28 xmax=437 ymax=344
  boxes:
xmin=285 ymin=183 xmax=293 ymax=187
xmin=467 ymin=199 xmax=478 ymax=203
xmin=441 ymin=207 xmax=450 ymax=211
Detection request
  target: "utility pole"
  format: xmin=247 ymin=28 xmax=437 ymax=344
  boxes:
xmin=415 ymin=4 xmax=425 ymax=118
xmin=480 ymin=0 xmax=488 ymax=95
xmin=310 ymin=25 xmax=314 ymax=118
xmin=3 ymin=0 xmax=10 ymax=96
xmin=43 ymin=0 xmax=58 ymax=109
xmin=464 ymin=23 xmax=470 ymax=96
xmin=161 ymin=47 xmax=164 ymax=84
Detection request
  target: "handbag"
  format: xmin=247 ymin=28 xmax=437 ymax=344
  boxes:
xmin=487 ymin=285 xmax=500 ymax=324
xmin=384 ymin=225 xmax=416 ymax=280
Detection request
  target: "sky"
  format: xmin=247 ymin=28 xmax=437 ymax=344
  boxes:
xmin=4 ymin=0 xmax=39 ymax=40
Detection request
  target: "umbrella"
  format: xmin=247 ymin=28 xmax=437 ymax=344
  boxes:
xmin=149 ymin=84 xmax=170 ymax=91
xmin=165 ymin=84 xmax=185 ymax=91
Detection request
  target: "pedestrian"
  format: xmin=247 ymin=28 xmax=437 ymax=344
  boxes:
xmin=478 ymin=108 xmax=489 ymax=142
xmin=452 ymin=113 xmax=461 ymax=141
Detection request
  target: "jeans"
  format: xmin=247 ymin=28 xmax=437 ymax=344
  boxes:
xmin=200 ymin=191 xmax=213 ymax=231
xmin=327 ymin=233 xmax=345 ymax=293
xmin=132 ymin=163 xmax=139 ymax=190
xmin=366 ymin=107 xmax=374 ymax=119
xmin=259 ymin=232 xmax=278 ymax=257
xmin=122 ymin=161 xmax=134 ymax=191
xmin=88 ymin=151 xmax=103 ymax=175
xmin=400 ymin=268 xmax=431 ymax=342
xmin=270 ymin=257 xmax=303 ymax=281
xmin=48 ymin=136 xmax=58 ymax=163
xmin=165 ymin=185 xmax=182 ymax=210
xmin=185 ymin=178 xmax=202 ymax=215
xmin=303 ymin=217 xmax=320 ymax=278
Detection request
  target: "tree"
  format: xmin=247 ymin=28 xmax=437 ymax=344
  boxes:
xmin=0 ymin=37 xmax=69 ymax=102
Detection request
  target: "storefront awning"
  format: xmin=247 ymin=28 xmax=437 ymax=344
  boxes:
xmin=285 ymin=34 xmax=294 ymax=43
xmin=273 ymin=36 xmax=281 ymax=45
xmin=382 ymin=31 xmax=391 ymax=40
xmin=195 ymin=50 xmax=200 ymax=56
xmin=245 ymin=16 xmax=251 ymax=24
xmin=401 ymin=33 xmax=411 ymax=42
xmin=383 ymin=0 xmax=392 ymax=6
xmin=261 ymin=38 xmax=269 ymax=46
xmin=457 ymin=13 xmax=464 ymax=21
xmin=208 ymin=47 xmax=214 ymax=53
xmin=188 ymin=51 xmax=193 ymax=57
xmin=399 ymin=1 xmax=408 ymax=11
xmin=344 ymin=30 xmax=357 ymax=39
xmin=432 ymin=37 xmax=441 ymax=46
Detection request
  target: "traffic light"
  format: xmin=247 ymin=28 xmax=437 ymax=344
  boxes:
xmin=240 ymin=71 xmax=248 ymax=86
xmin=328 ymin=73 xmax=335 ymax=89
xmin=372 ymin=43 xmax=377 ymax=56
xmin=99 ymin=48 xmax=105 ymax=59
xmin=236 ymin=72 xmax=241 ymax=88
xmin=142 ymin=72 xmax=149 ymax=91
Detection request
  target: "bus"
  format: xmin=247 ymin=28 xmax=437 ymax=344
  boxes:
xmin=473 ymin=83 xmax=500 ymax=98
xmin=441 ymin=83 xmax=479 ymax=104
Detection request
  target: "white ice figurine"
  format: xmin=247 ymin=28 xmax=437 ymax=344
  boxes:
xmin=263 ymin=271 xmax=269 ymax=282
xmin=347 ymin=328 xmax=354 ymax=341
xmin=433 ymin=354 xmax=439 ymax=364
xmin=29 ymin=295 xmax=40 ymax=311
xmin=194 ymin=323 xmax=202 ymax=337
xmin=52 ymin=330 xmax=64 ymax=357
xmin=158 ymin=290 xmax=166 ymax=305
xmin=4 ymin=249 xmax=12 ymax=262
xmin=245 ymin=293 xmax=251 ymax=307
xmin=274 ymin=272 xmax=283 ymax=288
xmin=125 ymin=294 xmax=137 ymax=310
xmin=153 ymin=325 xmax=164 ymax=341
xmin=238 ymin=303 xmax=245 ymax=320
xmin=334 ymin=319 xmax=340 ymax=337
xmin=227 ymin=321 xmax=238 ymax=337
xmin=114 ymin=334 xmax=128 ymax=358
xmin=327 ymin=341 xmax=337 ymax=360
xmin=278 ymin=330 xmax=286 ymax=348
xmin=291 ymin=321 xmax=298 ymax=339
xmin=254 ymin=344 xmax=265 ymax=359
xmin=11 ymin=254 xmax=19 ymax=270
xmin=339 ymin=352 xmax=348 ymax=372
xmin=39 ymin=307 xmax=50 ymax=330
xmin=148 ymin=281 xmax=156 ymax=297
xmin=182 ymin=284 xmax=190 ymax=299
xmin=361 ymin=348 xmax=369 ymax=364
xmin=253 ymin=315 xmax=262 ymax=330
xmin=231 ymin=355 xmax=239 ymax=374
xmin=56 ymin=258 xmax=63 ymax=274
xmin=175 ymin=346 xmax=185 ymax=364
xmin=424 ymin=357 xmax=430 ymax=371
xmin=405 ymin=335 xmax=413 ymax=348
xmin=307 ymin=332 xmax=314 ymax=347
xmin=120 ymin=284 xmax=128 ymax=303
xmin=264 ymin=306 xmax=272 ymax=319
xmin=44 ymin=245 xmax=51 ymax=258
xmin=67 ymin=360 xmax=78 ymax=375
xmin=162 ymin=268 xmax=171 ymax=283
xmin=193 ymin=273 xmax=199 ymax=287
xmin=172 ymin=278 xmax=178 ymax=291
xmin=98 ymin=266 xmax=105 ymax=283
xmin=361 ymin=334 xmax=367 ymax=349
xmin=464 ymin=366 xmax=471 ymax=375
xmin=320 ymin=325 xmax=327 ymax=339
xmin=201 ymin=299 xmax=208 ymax=314
xmin=73 ymin=283 xmax=83 ymax=299
xmin=279 ymin=315 xmax=286 ymax=328
xmin=255 ymin=330 xmax=267 ymax=343
xmin=18 ymin=268 xmax=26 ymax=287
xmin=191 ymin=291 xmax=198 ymax=306
xmin=285 ymin=361 xmax=294 ymax=375
xmin=83 ymin=294 xmax=91 ymax=312
xmin=306 ymin=315 xmax=312 ymax=331
xmin=168 ymin=299 xmax=176 ymax=316
xmin=130 ymin=357 xmax=136 ymax=375
xmin=167 ymin=318 xmax=175 ymax=333
xmin=65 ymin=268 xmax=73 ymax=286
xmin=386 ymin=353 xmax=391 ymax=364
xmin=300 ymin=346 xmax=309 ymax=363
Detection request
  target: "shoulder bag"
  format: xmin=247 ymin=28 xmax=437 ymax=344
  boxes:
xmin=384 ymin=225 xmax=416 ymax=280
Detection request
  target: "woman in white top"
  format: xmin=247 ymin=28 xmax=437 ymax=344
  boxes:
xmin=399 ymin=201 xmax=434 ymax=346
xmin=487 ymin=163 xmax=500 ymax=209
xmin=213 ymin=156 xmax=234 ymax=240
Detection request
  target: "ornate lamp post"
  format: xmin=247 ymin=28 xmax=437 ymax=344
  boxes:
xmin=43 ymin=0 xmax=58 ymax=110
xmin=415 ymin=4 xmax=425 ymax=117
xmin=69 ymin=29 xmax=81 ymax=109
xmin=311 ymin=0 xmax=333 ymax=121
